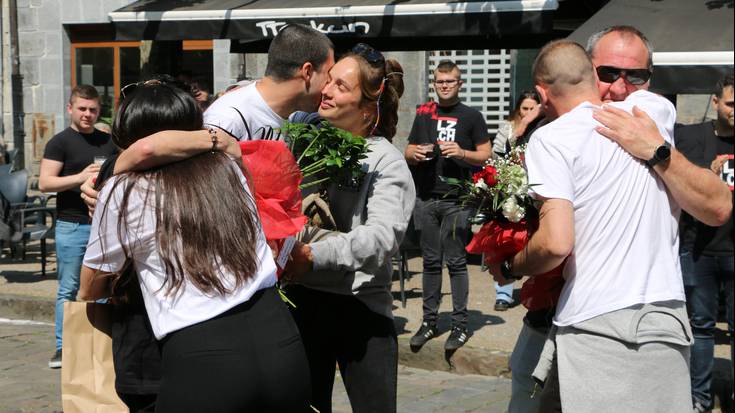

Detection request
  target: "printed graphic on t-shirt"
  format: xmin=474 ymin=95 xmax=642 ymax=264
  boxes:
xmin=436 ymin=117 xmax=457 ymax=141
xmin=722 ymin=154 xmax=734 ymax=190
xmin=231 ymin=107 xmax=284 ymax=141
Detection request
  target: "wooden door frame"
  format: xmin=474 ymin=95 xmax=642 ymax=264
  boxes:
xmin=70 ymin=41 xmax=141 ymax=108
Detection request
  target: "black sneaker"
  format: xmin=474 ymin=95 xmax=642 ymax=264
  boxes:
xmin=48 ymin=350 xmax=62 ymax=369
xmin=410 ymin=322 xmax=438 ymax=348
xmin=445 ymin=326 xmax=469 ymax=351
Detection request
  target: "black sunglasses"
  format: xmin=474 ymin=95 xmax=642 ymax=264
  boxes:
xmin=352 ymin=43 xmax=385 ymax=66
xmin=596 ymin=66 xmax=652 ymax=86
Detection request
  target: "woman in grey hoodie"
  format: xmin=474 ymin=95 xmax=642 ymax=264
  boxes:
xmin=284 ymin=44 xmax=415 ymax=413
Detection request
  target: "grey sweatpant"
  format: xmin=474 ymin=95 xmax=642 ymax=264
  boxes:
xmin=555 ymin=301 xmax=693 ymax=413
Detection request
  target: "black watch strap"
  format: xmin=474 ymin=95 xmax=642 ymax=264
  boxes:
xmin=501 ymin=258 xmax=520 ymax=280
xmin=646 ymin=141 xmax=672 ymax=167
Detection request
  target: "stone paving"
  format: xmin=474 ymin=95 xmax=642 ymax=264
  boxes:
xmin=0 ymin=319 xmax=511 ymax=413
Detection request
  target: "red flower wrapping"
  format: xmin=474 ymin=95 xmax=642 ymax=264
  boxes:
xmin=466 ymin=219 xmax=565 ymax=312
xmin=239 ymin=140 xmax=307 ymax=242
xmin=465 ymin=220 xmax=530 ymax=264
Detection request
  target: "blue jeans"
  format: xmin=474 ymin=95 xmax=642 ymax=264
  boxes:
xmin=495 ymin=282 xmax=514 ymax=304
xmin=415 ymin=198 xmax=472 ymax=328
xmin=681 ymin=251 xmax=734 ymax=409
xmin=54 ymin=220 xmax=92 ymax=351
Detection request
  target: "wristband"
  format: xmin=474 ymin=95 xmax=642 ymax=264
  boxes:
xmin=208 ymin=128 xmax=218 ymax=152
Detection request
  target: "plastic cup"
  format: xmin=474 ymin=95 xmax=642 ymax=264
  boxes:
xmin=437 ymin=140 xmax=450 ymax=158
xmin=93 ymin=156 xmax=107 ymax=166
xmin=419 ymin=143 xmax=435 ymax=161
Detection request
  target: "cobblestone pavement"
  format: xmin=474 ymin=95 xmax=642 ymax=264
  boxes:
xmin=0 ymin=319 xmax=511 ymax=413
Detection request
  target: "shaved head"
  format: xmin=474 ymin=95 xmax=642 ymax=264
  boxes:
xmin=533 ymin=40 xmax=597 ymax=97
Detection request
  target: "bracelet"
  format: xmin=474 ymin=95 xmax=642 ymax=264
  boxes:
xmin=208 ymin=128 xmax=218 ymax=152
xmin=460 ymin=149 xmax=466 ymax=160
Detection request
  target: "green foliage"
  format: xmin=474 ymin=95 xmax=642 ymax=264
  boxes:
xmin=282 ymin=121 xmax=370 ymax=190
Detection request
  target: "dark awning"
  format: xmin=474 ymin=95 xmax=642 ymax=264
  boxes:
xmin=109 ymin=0 xmax=560 ymax=52
xmin=567 ymin=0 xmax=734 ymax=94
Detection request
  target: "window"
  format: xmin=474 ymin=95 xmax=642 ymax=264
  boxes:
xmin=71 ymin=42 xmax=141 ymax=123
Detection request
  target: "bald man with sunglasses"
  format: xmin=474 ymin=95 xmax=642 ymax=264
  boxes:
xmin=590 ymin=26 xmax=731 ymax=227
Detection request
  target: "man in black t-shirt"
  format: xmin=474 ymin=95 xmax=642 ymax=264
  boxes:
xmin=675 ymin=74 xmax=734 ymax=413
xmin=39 ymin=85 xmax=117 ymax=369
xmin=404 ymin=60 xmax=491 ymax=351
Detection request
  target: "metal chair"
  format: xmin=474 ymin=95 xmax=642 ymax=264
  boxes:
xmin=394 ymin=218 xmax=421 ymax=308
xmin=3 ymin=148 xmax=18 ymax=167
xmin=0 ymin=168 xmax=55 ymax=276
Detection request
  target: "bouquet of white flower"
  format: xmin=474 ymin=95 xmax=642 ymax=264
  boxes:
xmin=445 ymin=145 xmax=538 ymax=225
xmin=446 ymin=145 xmax=565 ymax=312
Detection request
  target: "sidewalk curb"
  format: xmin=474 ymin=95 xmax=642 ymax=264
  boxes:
xmin=0 ymin=293 xmax=513 ymax=377
xmin=0 ymin=294 xmax=55 ymax=322
xmin=398 ymin=336 xmax=511 ymax=377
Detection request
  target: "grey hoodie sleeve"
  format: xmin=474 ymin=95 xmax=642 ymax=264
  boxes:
xmin=309 ymin=157 xmax=416 ymax=273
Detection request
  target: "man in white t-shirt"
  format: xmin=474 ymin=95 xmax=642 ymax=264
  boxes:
xmin=204 ymin=24 xmax=335 ymax=141
xmin=490 ymin=40 xmax=692 ymax=412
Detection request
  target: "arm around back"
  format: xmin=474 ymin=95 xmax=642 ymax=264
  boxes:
xmin=594 ymin=103 xmax=731 ymax=226
xmin=113 ymin=128 xmax=241 ymax=174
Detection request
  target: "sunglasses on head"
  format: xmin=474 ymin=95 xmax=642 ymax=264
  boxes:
xmin=352 ymin=43 xmax=385 ymax=66
xmin=596 ymin=66 xmax=652 ymax=86
xmin=120 ymin=79 xmax=164 ymax=100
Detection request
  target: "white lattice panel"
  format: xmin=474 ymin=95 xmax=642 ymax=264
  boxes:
xmin=428 ymin=49 xmax=512 ymax=136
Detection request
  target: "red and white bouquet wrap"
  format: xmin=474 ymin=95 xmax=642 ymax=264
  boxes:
xmin=449 ymin=146 xmax=564 ymax=312
xmin=239 ymin=140 xmax=307 ymax=276
xmin=238 ymin=121 xmax=369 ymax=278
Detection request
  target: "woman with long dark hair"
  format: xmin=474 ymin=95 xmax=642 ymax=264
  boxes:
xmin=492 ymin=90 xmax=541 ymax=157
xmin=78 ymin=80 xmax=312 ymax=412
xmin=284 ymin=44 xmax=415 ymax=413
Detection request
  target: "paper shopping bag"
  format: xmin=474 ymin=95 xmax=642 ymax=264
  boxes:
xmin=61 ymin=301 xmax=128 ymax=413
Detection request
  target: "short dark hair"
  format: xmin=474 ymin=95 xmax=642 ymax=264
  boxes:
xmin=264 ymin=24 xmax=334 ymax=81
xmin=434 ymin=60 xmax=460 ymax=78
xmin=69 ymin=84 xmax=99 ymax=104
xmin=715 ymin=74 xmax=734 ymax=98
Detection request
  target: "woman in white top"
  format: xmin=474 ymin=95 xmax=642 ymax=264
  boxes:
xmin=79 ymin=80 xmax=312 ymax=412
xmin=492 ymin=90 xmax=541 ymax=158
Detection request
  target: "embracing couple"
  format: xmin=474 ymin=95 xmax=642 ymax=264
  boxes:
xmin=492 ymin=29 xmax=732 ymax=413
xmin=79 ymin=25 xmax=414 ymax=413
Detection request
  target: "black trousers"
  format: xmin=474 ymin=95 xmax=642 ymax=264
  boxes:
xmin=286 ymin=285 xmax=398 ymax=413
xmin=415 ymin=198 xmax=472 ymax=327
xmin=155 ymin=287 xmax=313 ymax=413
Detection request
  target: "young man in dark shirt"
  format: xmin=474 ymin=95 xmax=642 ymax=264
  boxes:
xmin=39 ymin=85 xmax=117 ymax=368
xmin=404 ymin=60 xmax=491 ymax=350
xmin=675 ymin=74 xmax=734 ymax=413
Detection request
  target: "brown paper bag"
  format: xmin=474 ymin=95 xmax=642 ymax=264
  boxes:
xmin=61 ymin=301 xmax=128 ymax=413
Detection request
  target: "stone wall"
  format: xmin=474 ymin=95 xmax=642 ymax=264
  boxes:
xmin=4 ymin=0 xmax=135 ymax=173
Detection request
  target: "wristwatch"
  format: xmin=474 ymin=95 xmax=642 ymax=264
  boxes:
xmin=501 ymin=257 xmax=522 ymax=281
xmin=646 ymin=141 xmax=671 ymax=167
